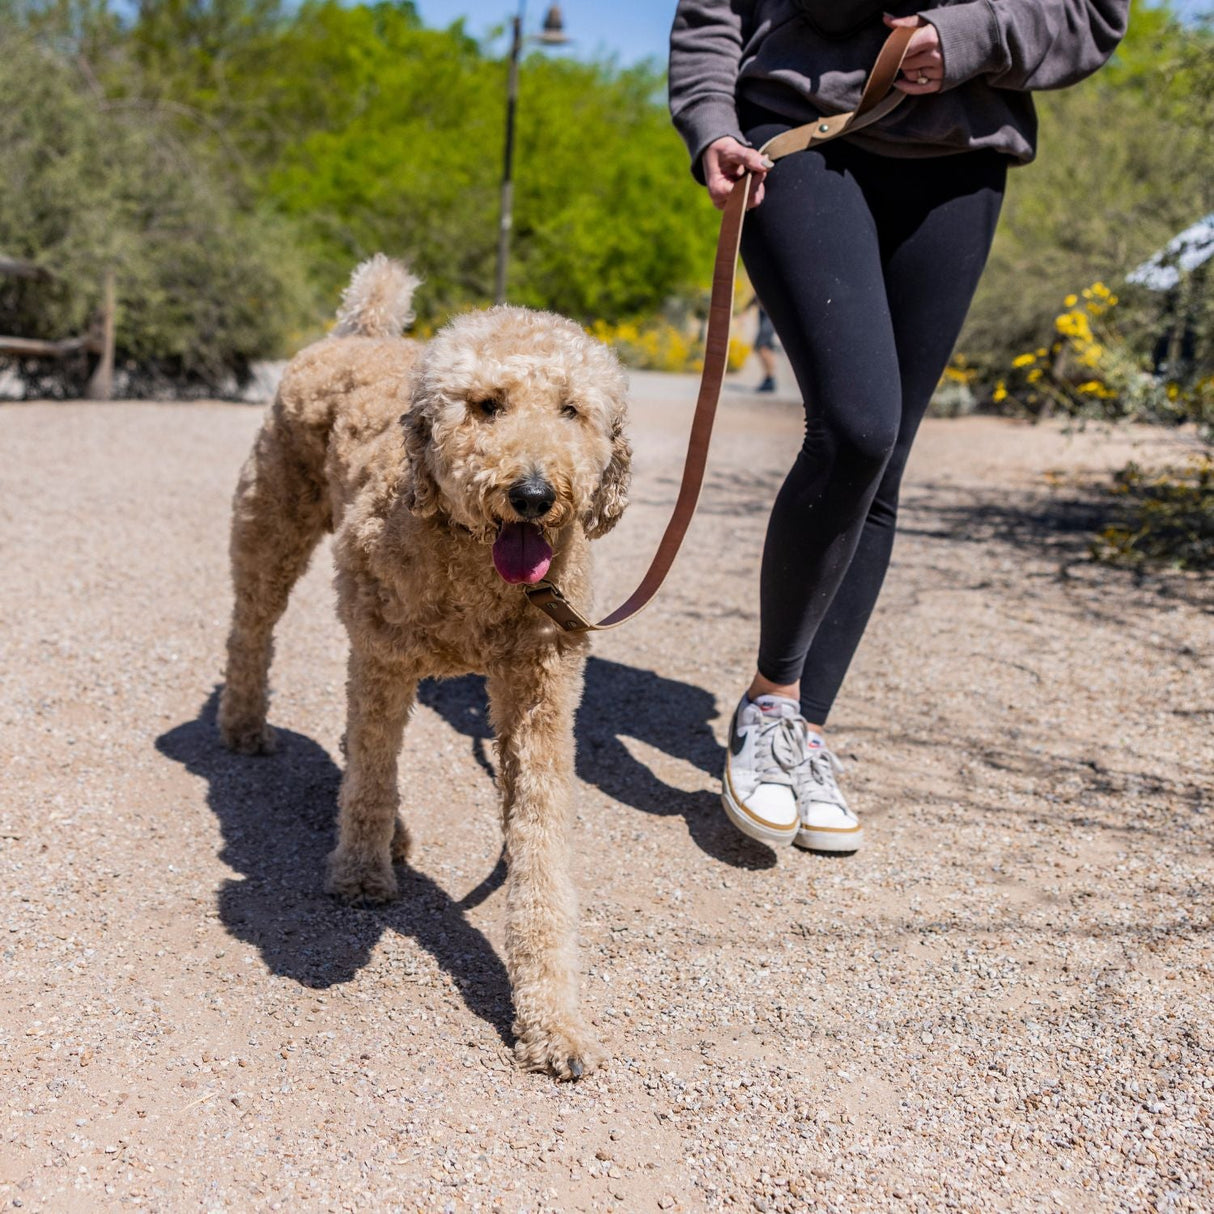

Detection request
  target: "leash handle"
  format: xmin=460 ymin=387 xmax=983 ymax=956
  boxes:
xmin=526 ymin=25 xmax=915 ymax=634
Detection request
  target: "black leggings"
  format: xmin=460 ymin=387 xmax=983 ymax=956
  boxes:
xmin=739 ymin=104 xmax=1007 ymax=724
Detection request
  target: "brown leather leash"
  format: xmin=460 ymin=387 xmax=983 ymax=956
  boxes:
xmin=526 ymin=25 xmax=916 ymax=634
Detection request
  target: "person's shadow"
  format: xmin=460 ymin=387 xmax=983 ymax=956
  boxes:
xmin=157 ymin=692 xmax=514 ymax=1041
xmin=156 ymin=659 xmax=772 ymax=1025
xmin=419 ymin=655 xmax=775 ymax=869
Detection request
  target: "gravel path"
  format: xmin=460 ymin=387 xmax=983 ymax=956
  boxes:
xmin=2 ymin=377 xmax=1211 ymax=1213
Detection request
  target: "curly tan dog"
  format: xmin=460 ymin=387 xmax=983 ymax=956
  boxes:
xmin=218 ymin=255 xmax=630 ymax=1078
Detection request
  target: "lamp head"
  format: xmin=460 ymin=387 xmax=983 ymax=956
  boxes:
xmin=538 ymin=4 xmax=569 ymax=44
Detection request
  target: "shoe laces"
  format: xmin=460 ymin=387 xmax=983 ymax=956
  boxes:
xmin=796 ymin=741 xmax=849 ymax=810
xmin=751 ymin=714 xmax=810 ymax=787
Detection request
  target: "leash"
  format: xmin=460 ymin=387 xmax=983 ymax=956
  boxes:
xmin=525 ymin=25 xmax=916 ymax=634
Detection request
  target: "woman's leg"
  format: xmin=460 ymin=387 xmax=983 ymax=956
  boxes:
xmin=739 ymin=136 xmax=904 ymax=693
xmin=796 ymin=150 xmax=1007 ymax=724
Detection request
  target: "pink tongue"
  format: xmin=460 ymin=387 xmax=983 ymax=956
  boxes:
xmin=492 ymin=522 xmax=553 ymax=585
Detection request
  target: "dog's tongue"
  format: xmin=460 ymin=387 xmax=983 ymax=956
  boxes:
xmin=492 ymin=522 xmax=553 ymax=585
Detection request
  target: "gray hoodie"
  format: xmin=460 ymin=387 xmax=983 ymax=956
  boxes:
xmin=669 ymin=0 xmax=1129 ymax=174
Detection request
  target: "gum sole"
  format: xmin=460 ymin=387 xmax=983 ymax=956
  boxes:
xmin=720 ymin=792 xmax=799 ymax=849
xmin=793 ymin=827 xmax=863 ymax=854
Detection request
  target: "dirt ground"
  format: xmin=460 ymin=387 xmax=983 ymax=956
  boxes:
xmin=1 ymin=372 xmax=1211 ymax=1213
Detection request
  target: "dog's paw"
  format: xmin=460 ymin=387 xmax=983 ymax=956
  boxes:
xmin=513 ymin=1019 xmax=606 ymax=1081
xmin=325 ymin=848 xmax=398 ymax=905
xmin=219 ymin=718 xmax=278 ymax=756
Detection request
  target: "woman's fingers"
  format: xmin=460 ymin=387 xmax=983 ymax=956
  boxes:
xmin=703 ymin=137 xmax=771 ymax=210
xmin=889 ymin=28 xmax=943 ymax=91
xmin=884 ymin=14 xmax=943 ymax=91
xmin=894 ymin=76 xmax=942 ymax=94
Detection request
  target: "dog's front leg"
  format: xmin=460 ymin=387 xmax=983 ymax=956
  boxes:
xmin=488 ymin=659 xmax=604 ymax=1080
xmin=326 ymin=646 xmax=415 ymax=905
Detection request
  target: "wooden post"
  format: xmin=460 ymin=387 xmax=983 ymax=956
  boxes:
xmin=85 ymin=270 xmax=116 ymax=401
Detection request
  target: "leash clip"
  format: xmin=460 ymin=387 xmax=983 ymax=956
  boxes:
xmin=523 ymin=580 xmax=593 ymax=633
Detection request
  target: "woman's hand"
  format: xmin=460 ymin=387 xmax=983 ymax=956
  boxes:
xmin=701 ymin=137 xmax=773 ymax=211
xmin=884 ymin=14 xmax=944 ymax=95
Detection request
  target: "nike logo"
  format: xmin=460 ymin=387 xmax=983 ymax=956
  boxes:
xmin=729 ymin=712 xmax=746 ymax=757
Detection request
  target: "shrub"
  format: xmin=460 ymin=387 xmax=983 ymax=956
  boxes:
xmin=0 ymin=32 xmax=312 ymax=393
xmin=989 ymin=282 xmax=1213 ymax=439
xmin=1092 ymin=457 xmax=1213 ymax=570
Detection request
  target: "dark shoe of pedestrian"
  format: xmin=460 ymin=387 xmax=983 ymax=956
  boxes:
xmin=756 ymin=376 xmax=776 ymax=393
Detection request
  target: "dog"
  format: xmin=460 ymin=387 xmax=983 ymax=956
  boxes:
xmin=218 ymin=255 xmax=630 ymax=1078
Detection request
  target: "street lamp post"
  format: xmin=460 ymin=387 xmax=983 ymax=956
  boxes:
xmin=495 ymin=2 xmax=567 ymax=305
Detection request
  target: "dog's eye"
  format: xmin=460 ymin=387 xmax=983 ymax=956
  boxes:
xmin=560 ymin=403 xmax=579 ymax=420
xmin=472 ymin=397 xmax=503 ymax=418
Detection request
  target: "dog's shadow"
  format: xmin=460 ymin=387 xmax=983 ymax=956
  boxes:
xmin=157 ymin=692 xmax=515 ymax=1040
xmin=419 ymin=655 xmax=773 ymax=869
xmin=155 ymin=660 xmax=770 ymax=1029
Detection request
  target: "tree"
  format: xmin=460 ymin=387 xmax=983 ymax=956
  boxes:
xmin=0 ymin=27 xmax=311 ymax=390
xmin=960 ymin=1 xmax=1212 ymax=375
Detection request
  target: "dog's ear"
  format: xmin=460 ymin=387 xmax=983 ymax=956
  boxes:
xmin=583 ymin=415 xmax=631 ymax=539
xmin=401 ymin=409 xmax=440 ymax=517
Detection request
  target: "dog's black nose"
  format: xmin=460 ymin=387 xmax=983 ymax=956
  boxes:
xmin=508 ymin=475 xmax=556 ymax=520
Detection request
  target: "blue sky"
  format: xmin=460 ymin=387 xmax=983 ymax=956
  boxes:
xmin=415 ymin=1 xmax=1210 ymax=67
xmin=414 ymin=1 xmax=676 ymax=66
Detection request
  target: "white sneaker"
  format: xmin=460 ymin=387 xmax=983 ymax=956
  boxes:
xmin=792 ymin=735 xmax=863 ymax=853
xmin=721 ymin=695 xmax=802 ymax=848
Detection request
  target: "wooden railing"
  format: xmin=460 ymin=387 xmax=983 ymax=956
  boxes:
xmin=0 ymin=258 xmax=116 ymax=400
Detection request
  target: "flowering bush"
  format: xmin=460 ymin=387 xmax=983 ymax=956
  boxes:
xmin=931 ymin=355 xmax=980 ymax=417
xmin=588 ymin=319 xmax=753 ymax=375
xmin=989 ymin=282 xmax=1214 ymax=440
xmin=1092 ymin=457 xmax=1213 ymax=571
xmin=589 ymin=319 xmax=700 ymax=373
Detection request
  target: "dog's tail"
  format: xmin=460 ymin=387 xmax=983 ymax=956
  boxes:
xmin=332 ymin=254 xmax=422 ymax=339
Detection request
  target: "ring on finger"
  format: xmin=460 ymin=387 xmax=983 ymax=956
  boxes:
xmin=917 ymin=73 xmax=929 ymax=85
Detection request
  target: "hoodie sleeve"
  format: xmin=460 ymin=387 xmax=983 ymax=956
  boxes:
xmin=918 ymin=0 xmax=1129 ymax=92
xmin=669 ymin=0 xmax=752 ymax=179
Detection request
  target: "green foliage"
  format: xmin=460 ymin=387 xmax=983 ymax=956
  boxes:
xmin=506 ymin=59 xmax=717 ymax=321
xmin=188 ymin=0 xmax=718 ymax=325
xmin=989 ymin=281 xmax=1214 ymax=437
xmin=0 ymin=25 xmax=312 ymax=389
xmin=961 ymin=1 xmax=1213 ymax=402
xmin=74 ymin=0 xmax=717 ymax=329
xmin=4 ymin=0 xmax=1209 ymax=402
xmin=1092 ymin=457 xmax=1213 ymax=570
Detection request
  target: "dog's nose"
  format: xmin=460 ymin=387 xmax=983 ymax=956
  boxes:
xmin=508 ymin=475 xmax=556 ymax=520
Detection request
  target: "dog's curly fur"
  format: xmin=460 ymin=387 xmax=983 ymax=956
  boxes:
xmin=218 ymin=255 xmax=631 ymax=1079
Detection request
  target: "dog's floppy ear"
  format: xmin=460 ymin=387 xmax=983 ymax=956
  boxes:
xmin=401 ymin=409 xmax=440 ymax=517
xmin=583 ymin=415 xmax=631 ymax=539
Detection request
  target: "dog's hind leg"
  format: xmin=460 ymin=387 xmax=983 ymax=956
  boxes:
xmin=326 ymin=646 xmax=415 ymax=904
xmin=219 ymin=421 xmax=330 ymax=755
xmin=488 ymin=655 xmax=604 ymax=1080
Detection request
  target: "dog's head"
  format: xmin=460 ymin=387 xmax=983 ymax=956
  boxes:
xmin=401 ymin=306 xmax=631 ymax=584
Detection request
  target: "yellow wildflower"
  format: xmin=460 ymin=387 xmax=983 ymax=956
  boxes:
xmin=993 ymin=381 xmax=1008 ymax=403
xmin=1064 ymin=294 xmax=1078 ymax=307
xmin=1012 ymin=352 xmax=1036 ymax=368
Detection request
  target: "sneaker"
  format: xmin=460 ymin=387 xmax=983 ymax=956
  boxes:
xmin=756 ymin=376 xmax=777 ymax=393
xmin=792 ymin=734 xmax=863 ymax=853
xmin=721 ymin=695 xmax=802 ymax=847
